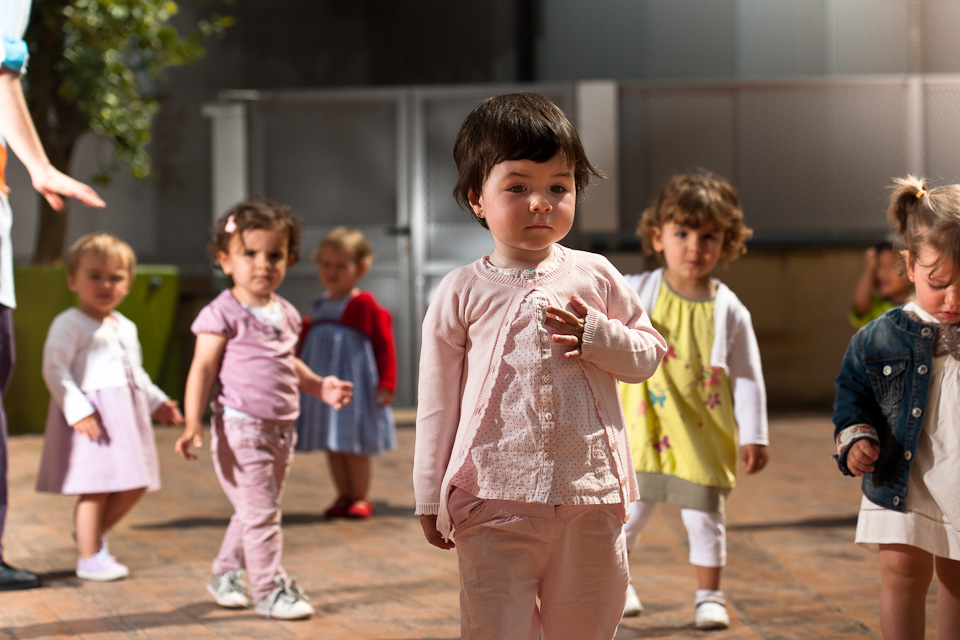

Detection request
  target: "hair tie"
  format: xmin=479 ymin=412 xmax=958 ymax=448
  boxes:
xmin=916 ymin=188 xmax=927 ymax=199
xmin=224 ymin=215 xmax=237 ymax=234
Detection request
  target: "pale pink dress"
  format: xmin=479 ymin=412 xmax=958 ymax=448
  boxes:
xmin=36 ymin=309 xmax=166 ymax=494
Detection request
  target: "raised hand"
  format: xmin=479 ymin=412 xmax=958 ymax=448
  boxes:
xmin=545 ymin=294 xmax=589 ymax=359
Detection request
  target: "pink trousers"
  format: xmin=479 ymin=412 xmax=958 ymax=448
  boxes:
xmin=448 ymin=487 xmax=628 ymax=640
xmin=210 ymin=412 xmax=296 ymax=601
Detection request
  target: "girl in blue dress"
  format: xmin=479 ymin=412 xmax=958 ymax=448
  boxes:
xmin=296 ymin=227 xmax=397 ymax=518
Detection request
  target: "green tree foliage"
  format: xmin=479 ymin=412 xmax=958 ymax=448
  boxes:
xmin=24 ymin=0 xmax=232 ymax=264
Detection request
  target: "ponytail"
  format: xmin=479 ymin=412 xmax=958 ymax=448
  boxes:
xmin=887 ymin=175 xmax=960 ymax=277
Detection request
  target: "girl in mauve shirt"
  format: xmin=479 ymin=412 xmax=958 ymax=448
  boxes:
xmin=413 ymin=93 xmax=666 ymax=640
xmin=175 ymin=197 xmax=352 ymax=621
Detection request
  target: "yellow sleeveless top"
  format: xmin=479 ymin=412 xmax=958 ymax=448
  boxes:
xmin=619 ymin=281 xmax=739 ymax=512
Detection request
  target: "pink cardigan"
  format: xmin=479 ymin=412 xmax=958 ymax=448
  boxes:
xmin=414 ymin=247 xmax=667 ymax=538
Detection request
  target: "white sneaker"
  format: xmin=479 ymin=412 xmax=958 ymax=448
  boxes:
xmin=76 ymin=547 xmax=129 ymax=582
xmin=623 ymin=582 xmax=643 ymax=617
xmin=255 ymin=577 xmax=314 ymax=620
xmin=207 ymin=568 xmax=253 ymax=608
xmin=694 ymin=592 xmax=730 ymax=630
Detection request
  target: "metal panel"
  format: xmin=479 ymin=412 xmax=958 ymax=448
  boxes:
xmin=923 ymin=78 xmax=960 ymax=184
xmin=620 ymin=86 xmax=738 ymax=238
xmin=736 ymin=1 xmax=827 ymax=77
xmin=738 ymin=81 xmax=908 ymax=242
xmin=238 ymin=90 xmax=416 ymax=405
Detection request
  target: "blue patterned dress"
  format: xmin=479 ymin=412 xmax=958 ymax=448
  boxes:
xmin=296 ymin=295 xmax=396 ymax=454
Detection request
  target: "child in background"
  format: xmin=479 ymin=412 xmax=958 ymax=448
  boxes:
xmin=36 ymin=234 xmax=183 ymax=581
xmin=850 ymin=240 xmax=914 ymax=328
xmin=296 ymin=227 xmax=397 ymax=519
xmin=618 ymin=172 xmax=769 ymax=630
xmin=834 ymin=176 xmax=960 ymax=640
xmin=175 ymin=198 xmax=352 ymax=620
xmin=414 ymin=93 xmax=667 ymax=640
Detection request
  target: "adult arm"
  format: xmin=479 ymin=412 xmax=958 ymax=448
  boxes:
xmin=0 ymin=69 xmax=104 ymax=210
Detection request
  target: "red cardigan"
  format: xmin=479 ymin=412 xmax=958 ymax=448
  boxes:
xmin=300 ymin=291 xmax=397 ymax=392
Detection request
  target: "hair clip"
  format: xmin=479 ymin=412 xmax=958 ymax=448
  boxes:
xmin=916 ymin=189 xmax=927 ymax=199
xmin=224 ymin=215 xmax=237 ymax=234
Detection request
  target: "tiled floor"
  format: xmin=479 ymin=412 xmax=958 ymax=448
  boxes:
xmin=0 ymin=413 xmax=938 ymax=638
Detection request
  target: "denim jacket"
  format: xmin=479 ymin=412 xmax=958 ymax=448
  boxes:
xmin=833 ymin=307 xmax=935 ymax=512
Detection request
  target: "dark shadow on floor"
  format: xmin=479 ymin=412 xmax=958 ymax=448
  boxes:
xmin=728 ymin=514 xmax=858 ymax=531
xmin=132 ymin=501 xmax=415 ymax=530
xmin=0 ymin=602 xmax=241 ymax=639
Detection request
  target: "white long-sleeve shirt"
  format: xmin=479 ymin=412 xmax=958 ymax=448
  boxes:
xmin=42 ymin=307 xmax=169 ymax=425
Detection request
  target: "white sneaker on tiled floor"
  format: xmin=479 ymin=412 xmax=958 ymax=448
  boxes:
xmin=255 ymin=577 xmax=314 ymax=620
xmin=623 ymin=582 xmax=643 ymax=617
xmin=76 ymin=547 xmax=129 ymax=582
xmin=207 ymin=568 xmax=253 ymax=608
xmin=694 ymin=592 xmax=730 ymax=630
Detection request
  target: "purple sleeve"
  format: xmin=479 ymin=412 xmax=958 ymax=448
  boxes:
xmin=190 ymin=300 xmax=235 ymax=338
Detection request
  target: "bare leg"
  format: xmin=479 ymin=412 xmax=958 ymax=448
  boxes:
xmin=694 ymin=564 xmax=721 ymax=592
xmin=75 ymin=494 xmax=107 ymax=559
xmin=936 ymin=555 xmax=960 ymax=640
xmin=878 ymin=543 xmax=933 ymax=640
xmin=344 ymin=454 xmax=371 ymax=500
xmin=327 ymin=452 xmax=350 ymax=499
xmin=100 ymin=488 xmax=146 ymax=535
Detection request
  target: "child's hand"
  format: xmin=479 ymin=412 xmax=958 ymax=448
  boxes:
xmin=174 ymin=424 xmax=203 ymax=461
xmin=741 ymin=444 xmax=769 ymax=475
xmin=71 ymin=413 xmax=102 ymax=441
xmin=546 ymin=295 xmax=589 ymax=359
xmin=419 ymin=514 xmax=455 ymax=550
xmin=847 ymin=439 xmax=880 ymax=477
xmin=319 ymin=376 xmax=353 ymax=410
xmin=153 ymin=400 xmax=185 ymax=427
xmin=376 ymin=387 xmax=395 ymax=407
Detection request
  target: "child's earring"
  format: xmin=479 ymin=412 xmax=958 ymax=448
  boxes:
xmin=468 ymin=191 xmax=483 ymax=218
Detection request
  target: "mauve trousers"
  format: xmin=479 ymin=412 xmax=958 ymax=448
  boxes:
xmin=0 ymin=305 xmax=13 ymax=558
xmin=448 ymin=487 xmax=628 ymax=640
xmin=210 ymin=411 xmax=296 ymax=601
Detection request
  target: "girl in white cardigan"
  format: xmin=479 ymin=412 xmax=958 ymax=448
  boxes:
xmin=414 ymin=93 xmax=666 ymax=640
xmin=618 ymin=172 xmax=768 ymax=630
xmin=36 ymin=234 xmax=183 ymax=581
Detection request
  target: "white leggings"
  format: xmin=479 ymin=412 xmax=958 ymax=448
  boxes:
xmin=623 ymin=499 xmax=726 ymax=568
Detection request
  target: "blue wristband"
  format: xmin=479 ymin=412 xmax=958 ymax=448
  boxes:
xmin=1 ymin=36 xmax=28 ymax=73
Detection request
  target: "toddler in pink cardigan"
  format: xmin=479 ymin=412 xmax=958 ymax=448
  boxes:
xmin=413 ymin=92 xmax=667 ymax=640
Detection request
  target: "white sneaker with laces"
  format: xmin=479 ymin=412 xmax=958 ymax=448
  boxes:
xmin=694 ymin=592 xmax=730 ymax=630
xmin=255 ymin=577 xmax=314 ymax=620
xmin=76 ymin=547 xmax=129 ymax=582
xmin=623 ymin=582 xmax=643 ymax=617
xmin=207 ymin=568 xmax=253 ymax=608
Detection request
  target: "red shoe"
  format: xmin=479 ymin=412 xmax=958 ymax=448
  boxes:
xmin=345 ymin=498 xmax=374 ymax=518
xmin=323 ymin=497 xmax=351 ymax=518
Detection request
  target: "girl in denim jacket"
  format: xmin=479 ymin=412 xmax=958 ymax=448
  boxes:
xmin=834 ymin=175 xmax=960 ymax=640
